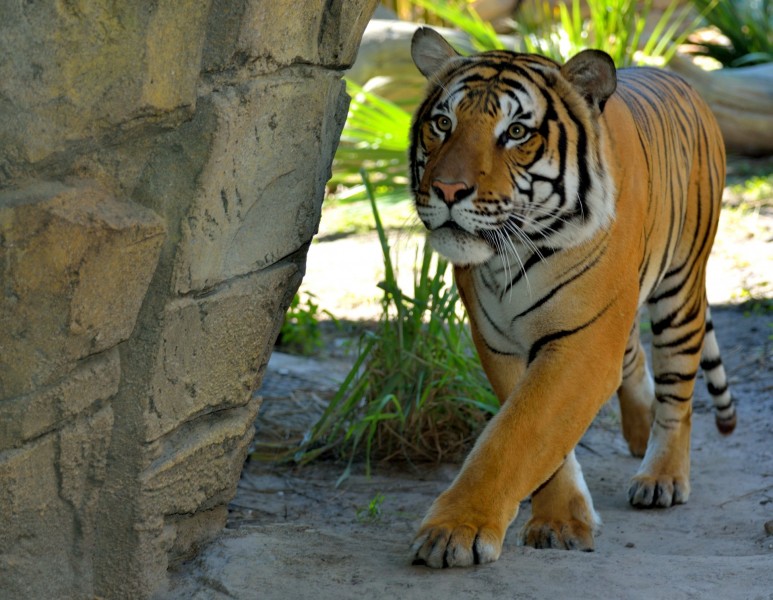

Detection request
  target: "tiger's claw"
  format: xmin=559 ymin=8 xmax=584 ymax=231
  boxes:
xmin=411 ymin=523 xmax=502 ymax=568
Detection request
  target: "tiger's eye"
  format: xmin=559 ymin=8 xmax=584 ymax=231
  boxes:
xmin=507 ymin=123 xmax=526 ymax=140
xmin=435 ymin=115 xmax=452 ymax=132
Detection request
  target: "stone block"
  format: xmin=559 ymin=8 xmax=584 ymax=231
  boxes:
xmin=0 ymin=1 xmax=211 ymax=168
xmin=201 ymin=0 xmax=377 ymax=71
xmin=0 ymin=436 xmax=80 ymax=598
xmin=142 ymin=399 xmax=259 ymax=516
xmin=0 ymin=405 xmax=114 ymax=598
xmin=138 ymin=400 xmax=258 ymax=570
xmin=317 ymin=0 xmax=380 ymax=67
xmin=0 ymin=181 xmax=165 ymax=399
xmin=59 ymin=404 xmax=115 ymax=513
xmin=0 ymin=349 xmax=120 ymax=452
xmin=147 ymin=261 xmax=301 ymax=442
xmin=165 ymin=506 xmax=229 ymax=565
xmin=0 ymin=1 xmax=381 ymax=598
xmin=171 ymin=72 xmax=348 ymax=294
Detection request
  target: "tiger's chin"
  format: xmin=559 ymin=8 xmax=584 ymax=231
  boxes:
xmin=428 ymin=227 xmax=495 ymax=266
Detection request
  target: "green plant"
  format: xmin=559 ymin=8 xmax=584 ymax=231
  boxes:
xmin=411 ymin=0 xmax=505 ymax=52
xmin=639 ymin=318 xmax=652 ymax=334
xmin=689 ymin=0 xmax=773 ymax=67
xmin=356 ymin=492 xmax=386 ymax=522
xmin=318 ymin=197 xmax=421 ymax=241
xmin=279 ymin=292 xmax=333 ymax=356
xmin=289 ymin=174 xmax=498 ymax=482
xmin=514 ymin=0 xmax=700 ymax=67
xmin=411 ymin=0 xmax=698 ymax=67
xmin=329 ymin=80 xmax=412 ymax=204
xmin=727 ymin=174 xmax=773 ymax=209
xmin=736 ymin=289 xmax=773 ymax=315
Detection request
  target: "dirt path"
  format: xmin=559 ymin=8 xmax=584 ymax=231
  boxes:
xmin=166 ymin=202 xmax=772 ymax=599
xmin=168 ymin=308 xmax=772 ymax=600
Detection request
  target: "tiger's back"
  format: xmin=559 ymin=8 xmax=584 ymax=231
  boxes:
xmin=406 ymin=28 xmax=735 ymax=568
xmin=612 ymin=67 xmax=725 ymax=307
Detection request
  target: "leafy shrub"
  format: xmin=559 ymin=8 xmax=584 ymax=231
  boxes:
xmin=278 ymin=292 xmax=332 ymax=356
xmin=689 ymin=0 xmax=772 ymax=67
xmin=513 ymin=0 xmax=698 ymax=67
xmin=329 ymin=81 xmax=412 ymax=204
xmin=287 ymin=176 xmax=498 ymax=481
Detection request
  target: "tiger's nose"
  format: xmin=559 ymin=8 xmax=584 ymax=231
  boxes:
xmin=431 ymin=180 xmax=475 ymax=204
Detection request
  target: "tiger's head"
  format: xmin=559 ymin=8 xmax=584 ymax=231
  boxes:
xmin=409 ymin=28 xmax=618 ymax=266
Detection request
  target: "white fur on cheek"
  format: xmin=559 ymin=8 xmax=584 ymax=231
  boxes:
xmin=428 ymin=229 xmax=494 ymax=266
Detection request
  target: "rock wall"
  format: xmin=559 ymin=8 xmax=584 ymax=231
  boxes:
xmin=0 ymin=1 xmax=377 ymax=598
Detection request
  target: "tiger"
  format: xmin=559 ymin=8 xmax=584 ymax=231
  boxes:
xmin=407 ymin=27 xmax=737 ymax=568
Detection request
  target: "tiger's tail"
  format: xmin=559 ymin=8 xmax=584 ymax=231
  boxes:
xmin=700 ymin=307 xmax=737 ymax=434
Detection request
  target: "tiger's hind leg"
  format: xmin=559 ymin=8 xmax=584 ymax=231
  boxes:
xmin=617 ymin=319 xmax=655 ymax=458
xmin=520 ymin=450 xmax=600 ymax=551
xmin=628 ymin=283 xmax=708 ymax=508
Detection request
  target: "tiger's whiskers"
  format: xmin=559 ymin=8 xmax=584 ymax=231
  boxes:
xmin=485 ymin=226 xmax=532 ymax=300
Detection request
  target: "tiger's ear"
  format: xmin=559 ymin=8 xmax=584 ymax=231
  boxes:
xmin=560 ymin=50 xmax=617 ymax=113
xmin=411 ymin=27 xmax=460 ymax=79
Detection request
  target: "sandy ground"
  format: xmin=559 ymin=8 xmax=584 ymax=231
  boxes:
xmin=166 ymin=198 xmax=772 ymax=599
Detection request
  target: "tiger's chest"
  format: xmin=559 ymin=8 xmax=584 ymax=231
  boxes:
xmin=462 ymin=254 xmax=555 ymax=357
xmin=459 ymin=234 xmax=622 ymax=359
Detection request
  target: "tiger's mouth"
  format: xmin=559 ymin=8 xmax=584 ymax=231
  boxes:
xmin=438 ymin=220 xmax=504 ymax=248
xmin=435 ymin=219 xmax=500 ymax=250
xmin=428 ymin=221 xmax=496 ymax=266
xmin=439 ymin=220 xmax=466 ymax=233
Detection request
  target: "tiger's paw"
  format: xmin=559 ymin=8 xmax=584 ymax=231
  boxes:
xmin=410 ymin=521 xmax=504 ymax=568
xmin=628 ymin=474 xmax=690 ymax=508
xmin=519 ymin=516 xmax=595 ymax=551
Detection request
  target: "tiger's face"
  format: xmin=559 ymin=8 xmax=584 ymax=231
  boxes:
xmin=409 ymin=29 xmax=618 ymax=266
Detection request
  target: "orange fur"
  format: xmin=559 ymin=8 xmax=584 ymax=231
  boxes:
xmin=408 ymin=28 xmax=734 ymax=568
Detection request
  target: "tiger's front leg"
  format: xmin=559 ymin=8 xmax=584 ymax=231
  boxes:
xmin=411 ymin=320 xmax=626 ymax=567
